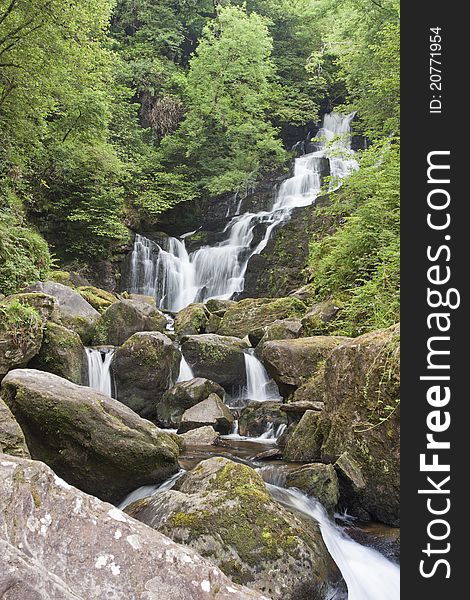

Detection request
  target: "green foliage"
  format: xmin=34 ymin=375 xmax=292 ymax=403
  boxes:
xmin=0 ymin=299 xmax=43 ymax=341
xmin=308 ymin=140 xmax=400 ymax=335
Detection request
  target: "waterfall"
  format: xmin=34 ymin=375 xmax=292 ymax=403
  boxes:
xmin=117 ymin=469 xmax=186 ymax=510
xmin=177 ymin=355 xmax=194 ymax=383
xmin=85 ymin=348 xmax=114 ymax=397
xmin=127 ymin=112 xmax=358 ymax=310
xmin=268 ymin=485 xmax=400 ymax=600
xmin=243 ymin=349 xmax=281 ymax=401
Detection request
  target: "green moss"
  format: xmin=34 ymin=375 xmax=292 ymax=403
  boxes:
xmin=77 ymin=286 xmax=117 ymax=313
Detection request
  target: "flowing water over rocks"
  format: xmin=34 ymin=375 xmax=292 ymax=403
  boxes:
xmin=85 ymin=347 xmax=114 ymax=397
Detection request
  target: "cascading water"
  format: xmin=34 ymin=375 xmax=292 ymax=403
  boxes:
xmin=177 ymin=356 xmax=194 ymax=383
xmin=117 ymin=469 xmax=186 ymax=510
xmin=243 ymin=349 xmax=281 ymax=401
xmin=85 ymin=348 xmax=114 ymax=397
xmin=268 ymin=485 xmax=400 ymax=600
xmin=127 ymin=112 xmax=358 ymax=311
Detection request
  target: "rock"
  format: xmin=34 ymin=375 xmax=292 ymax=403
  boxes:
xmin=283 ymin=410 xmax=323 ymax=462
xmin=261 ymin=336 xmax=347 ymax=397
xmin=77 ymin=285 xmax=118 ymax=313
xmin=345 ymin=522 xmax=400 ymax=563
xmin=288 ymin=285 xmax=317 ymax=303
xmin=158 ymin=378 xmax=226 ymax=428
xmin=257 ymin=318 xmax=303 ymax=347
xmin=286 ymin=464 xmax=339 ymax=514
xmin=205 ymin=298 xmax=235 ymax=316
xmin=28 ymin=322 xmax=86 ymax=384
xmin=24 ymin=281 xmax=100 ymax=343
xmin=217 ymin=297 xmax=307 ymax=339
xmin=280 ymin=400 xmax=325 ymax=425
xmin=174 ymin=303 xmax=209 ymax=337
xmin=49 ymin=269 xmax=90 ymax=287
xmin=180 ymin=425 xmax=220 ymax=446
xmin=238 ymin=401 xmax=287 ymax=438
xmin=126 ymin=457 xmax=338 ymax=600
xmin=300 ymin=300 xmax=343 ymax=336
xmin=317 ymin=324 xmax=400 ymax=525
xmin=0 ymin=397 xmax=30 ymax=457
xmin=248 ymin=326 xmax=267 ymax=347
xmin=206 ymin=312 xmax=222 ymax=333
xmin=4 ymin=291 xmax=58 ymax=321
xmin=181 ymin=334 xmax=247 ymax=391
xmin=113 ymin=332 xmax=181 ymax=420
xmin=94 ymin=298 xmax=167 ymax=346
xmin=0 ymin=298 xmax=45 ymax=377
xmin=252 ymin=448 xmax=282 ymax=461
xmin=178 ymin=394 xmax=234 ymax=435
xmin=0 ymin=454 xmax=269 ymax=600
xmin=1 ymin=369 xmax=180 ymax=503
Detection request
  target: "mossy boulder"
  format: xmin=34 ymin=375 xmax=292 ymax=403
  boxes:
xmin=283 ymin=410 xmax=323 ymax=462
xmin=300 ymin=300 xmax=343 ymax=336
xmin=49 ymin=269 xmax=90 ymax=287
xmin=113 ymin=331 xmax=181 ymax=420
xmin=178 ymin=394 xmax=234 ymax=435
xmin=205 ymin=299 xmax=236 ymax=316
xmin=261 ymin=336 xmax=347 ymax=397
xmin=0 ymin=298 xmax=45 ymax=377
xmin=286 ymin=464 xmax=339 ymax=515
xmin=238 ymin=401 xmax=287 ymax=437
xmin=126 ymin=457 xmax=338 ymax=599
xmin=1 ymin=369 xmax=181 ymax=503
xmin=77 ymin=285 xmax=118 ymax=313
xmin=4 ymin=291 xmax=58 ymax=321
xmin=0 ymin=397 xmax=30 ymax=457
xmin=181 ymin=334 xmax=247 ymax=391
xmin=256 ymin=318 xmax=303 ymax=348
xmin=158 ymin=377 xmax=226 ymax=428
xmin=174 ymin=303 xmax=209 ymax=337
xmin=24 ymin=281 xmax=99 ymax=343
xmin=29 ymin=321 xmax=86 ymax=384
xmin=0 ymin=454 xmax=267 ymax=600
xmin=317 ymin=324 xmax=400 ymax=525
xmin=217 ymin=297 xmax=307 ymax=339
xmin=93 ymin=297 xmax=167 ymax=346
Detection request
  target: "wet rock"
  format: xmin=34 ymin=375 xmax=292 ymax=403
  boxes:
xmin=113 ymin=332 xmax=181 ymax=420
xmin=318 ymin=324 xmax=400 ymax=525
xmin=158 ymin=378 xmax=226 ymax=428
xmin=0 ymin=454 xmax=269 ymax=600
xmin=93 ymin=297 xmax=167 ymax=346
xmin=345 ymin=522 xmax=400 ymax=563
xmin=283 ymin=410 xmax=323 ymax=462
xmin=1 ymin=369 xmax=180 ymax=503
xmin=217 ymin=297 xmax=307 ymax=339
xmin=180 ymin=425 xmax=220 ymax=446
xmin=178 ymin=394 xmax=234 ymax=435
xmin=238 ymin=401 xmax=287 ymax=438
xmin=280 ymin=400 xmax=325 ymax=425
xmin=29 ymin=322 xmax=86 ymax=384
xmin=127 ymin=457 xmax=338 ymax=600
xmin=286 ymin=464 xmax=339 ymax=515
xmin=174 ymin=303 xmax=209 ymax=337
xmin=261 ymin=336 xmax=347 ymax=397
xmin=181 ymin=334 xmax=247 ymax=391
xmin=300 ymin=300 xmax=343 ymax=336
xmin=252 ymin=448 xmax=283 ymax=461
xmin=24 ymin=281 xmax=100 ymax=343
xmin=0 ymin=397 xmax=30 ymax=457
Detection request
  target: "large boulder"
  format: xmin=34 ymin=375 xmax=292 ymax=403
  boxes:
xmin=317 ymin=324 xmax=400 ymax=526
xmin=94 ymin=297 xmax=167 ymax=346
xmin=283 ymin=410 xmax=323 ymax=462
xmin=261 ymin=336 xmax=347 ymax=397
xmin=174 ymin=303 xmax=209 ymax=337
xmin=286 ymin=464 xmax=339 ymax=515
xmin=256 ymin=318 xmax=303 ymax=347
xmin=1 ymin=369 xmax=181 ymax=503
xmin=300 ymin=300 xmax=343 ymax=336
xmin=127 ymin=457 xmax=338 ymax=599
xmin=29 ymin=321 xmax=86 ymax=384
xmin=77 ymin=285 xmax=118 ymax=313
xmin=113 ymin=331 xmax=181 ymax=420
xmin=181 ymin=334 xmax=247 ymax=391
xmin=178 ymin=394 xmax=234 ymax=435
xmin=0 ymin=297 xmax=45 ymax=377
xmin=24 ymin=281 xmax=100 ymax=342
xmin=0 ymin=454 xmax=269 ymax=600
xmin=180 ymin=425 xmax=221 ymax=447
xmin=0 ymin=397 xmax=30 ymax=457
xmin=238 ymin=401 xmax=287 ymax=438
xmin=158 ymin=377 xmax=226 ymax=428
xmin=217 ymin=297 xmax=307 ymax=339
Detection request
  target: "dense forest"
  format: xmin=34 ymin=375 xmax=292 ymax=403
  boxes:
xmin=0 ymin=2 xmax=400 ymax=598
xmin=1 ymin=0 xmax=399 ymax=334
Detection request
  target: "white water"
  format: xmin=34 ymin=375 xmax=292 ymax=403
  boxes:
xmin=222 ymin=420 xmax=286 ymax=444
xmin=243 ymin=349 xmax=281 ymax=401
xmin=118 ymin=469 xmax=186 ymax=510
xmin=85 ymin=348 xmax=114 ymax=397
xmin=268 ymin=485 xmax=400 ymax=600
xmin=127 ymin=112 xmax=358 ymax=311
xmin=177 ymin=355 xmax=194 ymax=383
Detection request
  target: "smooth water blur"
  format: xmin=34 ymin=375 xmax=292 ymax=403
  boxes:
xmin=85 ymin=347 xmax=114 ymax=397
